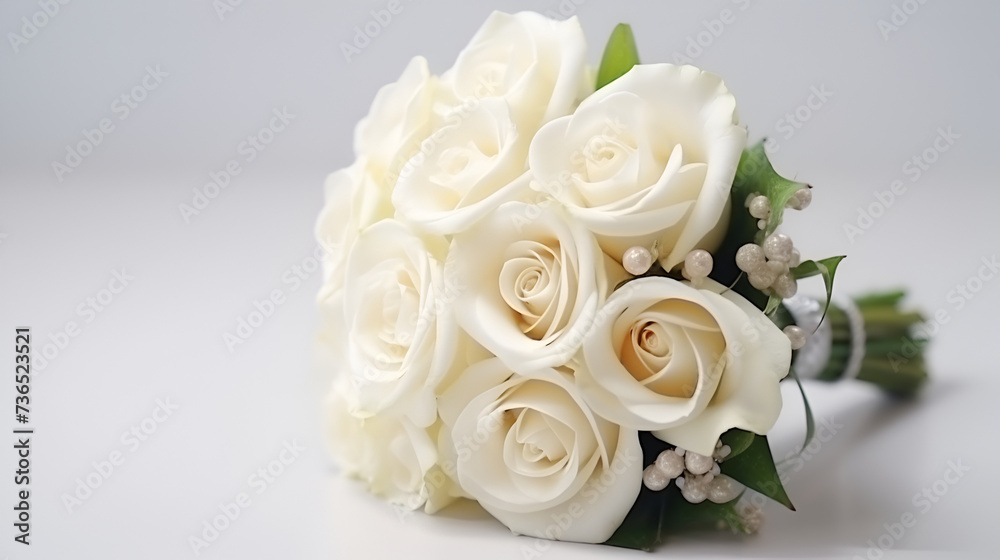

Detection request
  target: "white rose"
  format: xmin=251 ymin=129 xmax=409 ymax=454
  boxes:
xmin=341 ymin=219 xmax=457 ymax=427
xmin=354 ymin=55 xmax=446 ymax=177
xmin=326 ymin=379 xmax=449 ymax=512
xmin=391 ymin=97 xmax=532 ymax=234
xmin=528 ymin=63 xmax=747 ymax=271
xmin=577 ymin=277 xmax=791 ymax=456
xmin=443 ymin=11 xmax=590 ymax=136
xmin=315 ymin=157 xmax=393 ymax=299
xmin=391 ymin=11 xmax=591 ymax=235
xmin=438 ymin=359 xmax=642 ymax=543
xmin=447 ymin=201 xmax=627 ymax=373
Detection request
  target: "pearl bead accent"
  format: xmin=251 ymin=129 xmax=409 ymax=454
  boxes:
xmin=748 ymin=263 xmax=777 ymax=290
xmin=646 ymin=438 xmax=737 ymax=502
xmin=713 ymin=444 xmax=731 ymax=461
xmin=772 ymin=272 xmax=798 ymax=298
xmin=789 ymin=248 xmax=801 ymax=268
xmin=786 ymin=187 xmax=812 ymax=210
xmin=737 ymin=232 xmax=804 ymax=296
xmin=735 ymin=244 xmax=765 ymax=272
xmin=707 ymin=475 xmax=743 ymax=504
xmin=679 ymin=474 xmax=709 ymax=503
xmin=655 ymin=448 xmax=685 ymax=478
xmin=623 ymin=245 xmax=653 ymax=276
xmin=684 ymin=451 xmax=714 ymax=475
xmin=740 ymin=505 xmax=764 ymax=533
xmin=784 ymin=325 xmax=807 ymax=350
xmin=763 ymin=233 xmax=794 ymax=263
xmin=684 ymin=249 xmax=713 ymax=280
xmin=748 ymin=195 xmax=771 ymax=219
xmin=642 ymin=465 xmax=670 ymax=491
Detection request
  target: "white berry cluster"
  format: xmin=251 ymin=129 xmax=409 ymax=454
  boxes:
xmin=736 ymin=232 xmax=798 ymax=297
xmin=734 ymin=189 xmax=812 ymax=299
xmin=641 ymin=440 xmax=744 ymax=504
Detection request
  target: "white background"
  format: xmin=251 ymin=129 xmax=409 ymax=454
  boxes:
xmin=1 ymin=1 xmax=998 ymax=559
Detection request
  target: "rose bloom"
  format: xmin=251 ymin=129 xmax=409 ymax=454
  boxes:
xmin=528 ymin=63 xmax=747 ymax=271
xmin=338 ymin=219 xmax=457 ymax=427
xmin=447 ymin=201 xmax=626 ymax=373
xmin=438 ymin=359 xmax=641 ymax=543
xmin=576 ymin=277 xmax=791 ymax=456
xmin=392 ymin=11 xmax=591 ymax=234
xmin=326 ymin=378 xmax=457 ymax=513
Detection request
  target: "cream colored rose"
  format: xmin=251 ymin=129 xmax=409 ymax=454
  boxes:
xmin=340 ymin=219 xmax=457 ymax=427
xmin=315 ymin=157 xmax=393 ymax=297
xmin=437 ymin=359 xmax=641 ymax=543
xmin=326 ymin=379 xmax=450 ymax=512
xmin=447 ymin=201 xmax=627 ymax=373
xmin=354 ymin=55 xmax=446 ymax=177
xmin=390 ymin=11 xmax=591 ymax=235
xmin=391 ymin=98 xmax=533 ymax=234
xmin=577 ymin=277 xmax=791 ymax=456
xmin=528 ymin=63 xmax=747 ymax=271
xmin=442 ymin=10 xmax=590 ymax=137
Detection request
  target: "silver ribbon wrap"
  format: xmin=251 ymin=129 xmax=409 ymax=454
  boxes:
xmin=783 ymin=295 xmax=867 ymax=381
xmin=783 ymin=295 xmax=833 ymax=380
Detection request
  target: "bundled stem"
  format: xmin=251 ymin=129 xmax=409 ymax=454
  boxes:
xmin=814 ymin=290 xmax=929 ymax=395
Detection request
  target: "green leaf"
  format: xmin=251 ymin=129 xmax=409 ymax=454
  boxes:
xmin=791 ymin=255 xmax=846 ymax=325
xmin=605 ymin=485 xmax=748 ymax=550
xmin=735 ymin=142 xmax=809 ymax=239
xmin=778 ymin=367 xmax=816 ymax=469
xmin=596 ymin=23 xmax=640 ymax=89
xmin=764 ymin=294 xmax=783 ymax=315
xmin=720 ymin=428 xmax=755 ymax=461
xmin=710 ymin=142 xmax=810 ymax=310
xmin=720 ymin=434 xmax=795 ymax=511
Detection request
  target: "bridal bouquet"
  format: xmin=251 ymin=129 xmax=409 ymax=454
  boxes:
xmin=316 ymin=11 xmax=929 ymax=550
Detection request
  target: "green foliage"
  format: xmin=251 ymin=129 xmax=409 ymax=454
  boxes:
xmin=779 ymin=368 xmax=816 ymax=468
xmin=712 ymin=142 xmax=810 ymax=311
xmin=719 ymin=434 xmax=795 ymax=511
xmin=761 ymin=255 xmax=845 ymax=316
xmin=719 ymin=428 xmax=755 ymax=460
xmin=596 ymin=23 xmax=640 ymax=89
